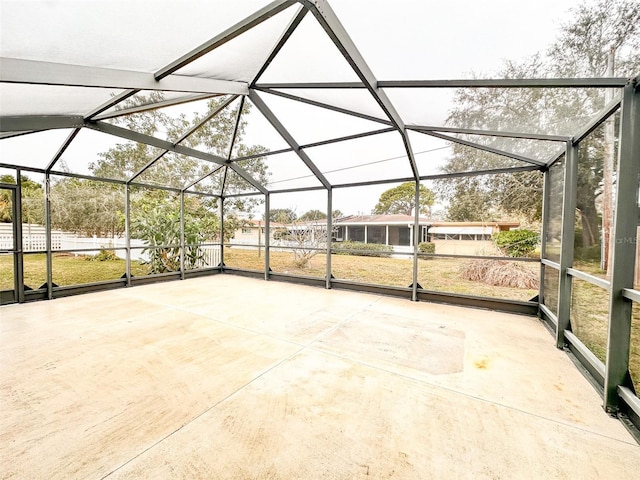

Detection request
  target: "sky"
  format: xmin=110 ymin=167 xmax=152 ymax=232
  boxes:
xmin=0 ymin=0 xmax=583 ymax=218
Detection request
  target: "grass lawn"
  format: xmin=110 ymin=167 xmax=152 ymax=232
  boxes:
xmin=2 ymin=249 xmax=638 ymax=393
xmin=224 ymin=248 xmax=539 ymax=301
xmin=0 ymin=253 xmax=149 ymax=289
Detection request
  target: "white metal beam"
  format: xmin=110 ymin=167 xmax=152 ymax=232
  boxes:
xmin=0 ymin=58 xmax=248 ymax=95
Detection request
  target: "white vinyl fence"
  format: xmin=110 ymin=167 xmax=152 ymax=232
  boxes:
xmin=0 ymin=224 xmax=221 ymax=268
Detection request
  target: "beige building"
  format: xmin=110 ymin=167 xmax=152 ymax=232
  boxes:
xmin=232 ymin=215 xmax=520 ymax=255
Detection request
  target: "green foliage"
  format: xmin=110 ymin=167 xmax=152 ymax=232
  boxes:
xmin=493 ymin=230 xmax=539 ymax=258
xmin=86 ymin=249 xmax=120 ymax=262
xmin=373 ymin=182 xmax=434 ymax=216
xmin=299 ymin=209 xmax=327 ymax=221
xmin=418 ymin=242 xmax=435 ymax=255
xmin=332 ymin=241 xmax=393 ymax=258
xmin=437 ymin=0 xmax=639 ymax=229
xmin=269 ymin=208 xmax=297 ymax=223
xmin=0 ymin=174 xmax=44 ymax=225
xmin=50 ymin=178 xmax=124 ymax=236
xmin=272 ymin=228 xmax=290 ymax=241
xmin=131 ymin=194 xmax=218 ymax=274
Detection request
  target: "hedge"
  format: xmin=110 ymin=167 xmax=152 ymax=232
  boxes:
xmin=493 ymin=229 xmax=539 ymax=257
xmin=332 ymin=241 xmax=393 ymax=257
xmin=417 ymin=241 xmax=435 ymax=254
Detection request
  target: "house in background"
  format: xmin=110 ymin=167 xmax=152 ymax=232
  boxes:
xmin=333 ymin=215 xmax=519 ymax=255
xmin=231 ymin=215 xmax=520 ymax=256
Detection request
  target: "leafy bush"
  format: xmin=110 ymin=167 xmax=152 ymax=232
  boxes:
xmin=132 ymin=207 xmax=207 ymax=274
xmin=332 ymin=241 xmax=393 ymax=257
xmin=493 ymin=229 xmax=539 ymax=257
xmin=418 ymin=242 xmax=436 ymax=260
xmin=86 ymin=249 xmax=119 ymax=262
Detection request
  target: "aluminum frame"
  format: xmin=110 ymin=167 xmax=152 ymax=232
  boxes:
xmin=1 ymin=0 xmax=639 ymax=442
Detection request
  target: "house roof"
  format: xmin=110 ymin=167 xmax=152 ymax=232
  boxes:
xmin=333 ymin=216 xmax=519 ymax=228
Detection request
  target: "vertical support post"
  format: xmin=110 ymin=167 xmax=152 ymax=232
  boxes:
xmin=179 ymin=190 xmax=185 ymax=280
xmin=364 ymin=225 xmax=368 ymax=244
xmin=556 ymin=141 xmax=579 ymax=347
xmin=124 ymin=184 xmax=131 ymax=287
xmin=604 ymin=82 xmax=640 ymax=412
xmin=14 ymin=169 xmax=24 ymax=303
xmin=326 ymin=187 xmax=333 ymax=289
xmin=412 ymin=181 xmax=420 ymax=302
xmin=385 ymin=225 xmax=389 ymax=245
xmin=44 ymin=173 xmax=53 ymax=300
xmin=264 ymin=193 xmax=270 ymax=281
xmin=219 ymin=197 xmax=225 ymax=270
xmin=539 ymin=169 xmax=551 ymax=307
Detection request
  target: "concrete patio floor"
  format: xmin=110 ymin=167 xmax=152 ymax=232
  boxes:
xmin=1 ymin=275 xmax=638 ymax=479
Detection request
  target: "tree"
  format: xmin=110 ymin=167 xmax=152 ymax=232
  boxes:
xmin=269 ymin=208 xmax=297 ymax=223
xmin=548 ymin=0 xmax=639 ymax=271
xmin=299 ymin=209 xmax=327 ymax=221
xmin=436 ymin=57 xmax=550 ymax=224
xmin=91 ymin=94 xmax=270 ymax=196
xmin=437 ymin=0 xmax=639 ymax=239
xmin=84 ymin=94 xmax=270 ymax=261
xmin=0 ymin=174 xmax=44 ymax=225
xmin=373 ymin=182 xmax=434 ymax=216
xmin=50 ymin=178 xmax=124 ymax=236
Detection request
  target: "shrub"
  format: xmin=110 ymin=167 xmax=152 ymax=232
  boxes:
xmin=332 ymin=241 xmax=393 ymax=257
xmin=493 ymin=229 xmax=539 ymax=257
xmin=417 ymin=241 xmax=435 ymax=257
xmin=86 ymin=249 xmax=119 ymax=262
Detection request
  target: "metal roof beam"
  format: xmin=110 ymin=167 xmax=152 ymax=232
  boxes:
xmin=299 ymin=127 xmax=396 ymax=149
xmin=0 ymin=115 xmax=84 ymax=132
xmin=299 ymin=0 xmax=418 ymax=179
xmin=378 ymin=79 xmax=630 ymax=88
xmin=92 ymin=93 xmax=220 ymax=121
xmin=0 ymin=130 xmax=37 ymax=140
xmin=155 ymin=0 xmax=297 ymax=80
xmin=0 ymin=58 xmax=248 ymax=95
xmin=407 ymin=125 xmax=570 ymax=142
xmin=248 ymin=90 xmax=331 ymax=189
xmin=418 ymin=130 xmax=546 ymax=167
xmin=84 ymin=89 xmax=138 ymax=121
xmin=231 ymin=147 xmax=294 ymax=163
xmin=255 ymin=82 xmax=365 ymax=88
xmin=87 ymin=121 xmax=267 ymax=194
xmin=329 ymin=165 xmax=540 ymax=190
xmin=183 ymin=165 xmax=225 ymax=192
xmin=255 ymin=78 xmax=630 ymax=89
xmin=255 ymin=87 xmax=391 ymax=126
xmin=251 ymin=6 xmax=308 ymax=86
xmin=571 ymin=96 xmax=622 ymax=145
xmin=128 ymin=95 xmax=238 ymax=183
xmin=46 ymin=128 xmax=81 ymax=172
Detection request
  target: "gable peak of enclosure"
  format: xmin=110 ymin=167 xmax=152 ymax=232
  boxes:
xmin=1 ymin=0 xmax=640 ymax=441
xmin=1 ymin=0 xmax=636 ymax=193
